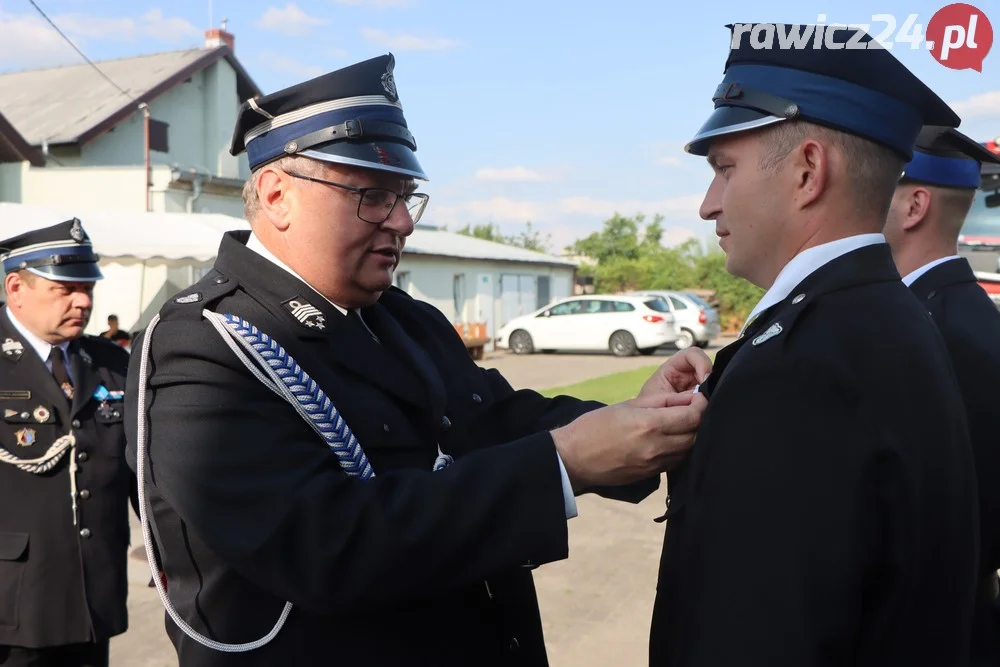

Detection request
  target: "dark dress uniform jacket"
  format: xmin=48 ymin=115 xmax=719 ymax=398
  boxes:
xmin=0 ymin=309 xmax=133 ymax=648
xmin=909 ymin=257 xmax=1000 ymax=666
xmin=650 ymin=243 xmax=980 ymax=667
xmin=124 ymin=230 xmax=656 ymax=667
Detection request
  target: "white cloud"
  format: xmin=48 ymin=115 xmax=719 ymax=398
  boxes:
xmin=360 ymin=28 xmax=459 ymax=51
xmin=559 ymin=194 xmax=705 ymax=221
xmin=0 ymin=7 xmax=198 ymax=69
xmin=656 ymin=156 xmax=683 ymax=167
xmin=258 ymin=50 xmax=325 ymax=79
xmin=335 ymin=0 xmax=412 ymax=6
xmin=430 ymin=197 xmax=548 ymax=227
xmin=256 ymin=4 xmax=329 ymax=36
xmin=474 ymin=166 xmax=553 ymax=182
xmin=949 ymin=90 xmax=1000 ymax=119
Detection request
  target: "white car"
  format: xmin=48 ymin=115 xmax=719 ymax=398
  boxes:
xmin=495 ymin=295 xmax=679 ymax=357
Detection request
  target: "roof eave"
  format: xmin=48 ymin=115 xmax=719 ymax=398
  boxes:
xmin=0 ymin=113 xmax=43 ymax=167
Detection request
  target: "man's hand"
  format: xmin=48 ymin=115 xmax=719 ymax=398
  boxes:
xmin=551 ymin=391 xmax=708 ymax=492
xmin=638 ymin=348 xmax=713 ymax=400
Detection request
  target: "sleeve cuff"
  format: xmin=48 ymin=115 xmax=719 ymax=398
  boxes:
xmin=556 ymin=452 xmax=579 ymax=520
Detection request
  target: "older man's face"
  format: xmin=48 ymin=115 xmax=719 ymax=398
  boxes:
xmin=282 ymin=161 xmax=418 ymax=307
xmin=5 ymin=272 xmax=94 ymax=344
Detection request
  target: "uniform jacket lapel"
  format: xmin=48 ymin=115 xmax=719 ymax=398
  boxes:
xmin=69 ymin=340 xmax=101 ymax=416
xmin=213 ymin=233 xmax=428 ymax=409
xmin=908 ymin=257 xmax=977 ymax=301
xmin=0 ymin=309 xmax=68 ymax=415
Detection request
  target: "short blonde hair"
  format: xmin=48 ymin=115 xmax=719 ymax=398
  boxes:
xmin=242 ymin=156 xmax=327 ymax=222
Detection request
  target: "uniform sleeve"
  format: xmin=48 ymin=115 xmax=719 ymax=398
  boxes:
xmin=670 ymin=359 xmax=884 ymax=666
xmin=125 ymin=318 xmax=571 ymax=615
xmin=480 ymin=366 xmax=660 ymax=503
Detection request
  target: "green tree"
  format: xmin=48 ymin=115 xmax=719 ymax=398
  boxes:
xmin=455 ymin=221 xmax=552 ymax=253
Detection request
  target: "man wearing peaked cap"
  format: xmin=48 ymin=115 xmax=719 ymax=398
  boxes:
xmin=884 ymin=127 xmax=1000 ymax=667
xmin=125 ymin=54 xmax=709 ymax=666
xmin=0 ymin=219 xmax=137 ymax=667
xmin=651 ymin=24 xmax=980 ymax=667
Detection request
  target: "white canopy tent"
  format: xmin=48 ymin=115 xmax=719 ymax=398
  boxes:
xmin=0 ymin=202 xmax=250 ymax=336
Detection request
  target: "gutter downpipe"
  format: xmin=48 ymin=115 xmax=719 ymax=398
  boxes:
xmin=139 ymin=103 xmax=151 ymax=212
xmin=186 ymin=177 xmax=204 ymax=214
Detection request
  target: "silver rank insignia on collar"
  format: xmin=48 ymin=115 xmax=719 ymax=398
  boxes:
xmin=2 ymin=338 xmax=23 ymax=359
xmin=283 ymin=297 xmax=326 ymax=330
xmin=752 ymin=322 xmax=783 ymax=346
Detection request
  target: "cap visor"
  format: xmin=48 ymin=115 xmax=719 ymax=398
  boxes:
xmin=28 ymin=264 xmax=103 ymax=282
xmin=685 ymin=106 xmax=787 ymax=156
xmin=302 ymin=140 xmax=427 ymax=180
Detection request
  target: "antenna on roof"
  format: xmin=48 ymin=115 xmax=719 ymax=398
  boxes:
xmin=221 ymin=17 xmax=228 ymax=32
xmin=208 ymin=0 xmax=212 ymax=29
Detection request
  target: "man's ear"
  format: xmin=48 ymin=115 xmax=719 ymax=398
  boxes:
xmin=4 ymin=272 xmax=25 ymax=307
xmin=256 ymin=166 xmax=293 ymax=231
xmin=900 ymin=186 xmax=932 ymax=232
xmin=789 ymin=138 xmax=830 ymax=210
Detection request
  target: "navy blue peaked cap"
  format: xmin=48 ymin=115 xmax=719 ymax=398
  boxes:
xmin=230 ymin=53 xmax=426 ymax=179
xmin=901 ymin=127 xmax=1000 ymax=189
xmin=686 ymin=23 xmax=961 ymax=160
xmin=0 ymin=218 xmax=102 ymax=282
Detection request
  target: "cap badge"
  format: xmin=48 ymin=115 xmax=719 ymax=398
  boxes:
xmin=381 ymin=58 xmax=398 ymax=102
xmin=15 ymin=427 xmax=36 ymax=447
xmin=70 ymin=218 xmax=84 ymax=243
xmin=283 ymin=297 xmax=326 ymax=330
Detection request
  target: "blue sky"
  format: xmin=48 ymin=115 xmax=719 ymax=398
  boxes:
xmin=0 ymin=0 xmax=997 ymax=253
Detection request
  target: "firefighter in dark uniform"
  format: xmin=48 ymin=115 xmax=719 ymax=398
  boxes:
xmin=883 ymin=127 xmax=1000 ymax=666
xmin=124 ymin=53 xmax=707 ymax=667
xmin=0 ymin=219 xmax=135 ymax=667
xmin=648 ymin=24 xmax=980 ymax=667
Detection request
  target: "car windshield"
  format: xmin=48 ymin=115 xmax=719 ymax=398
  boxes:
xmin=644 ymin=298 xmax=671 ymax=313
xmin=683 ymin=293 xmax=712 ymax=308
xmin=960 ymin=189 xmax=1000 ymax=239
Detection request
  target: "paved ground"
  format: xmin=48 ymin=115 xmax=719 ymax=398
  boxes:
xmin=109 ymin=338 xmax=729 ymax=666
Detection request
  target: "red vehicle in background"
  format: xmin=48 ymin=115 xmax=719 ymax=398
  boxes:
xmin=961 ymin=138 xmax=1000 ymax=306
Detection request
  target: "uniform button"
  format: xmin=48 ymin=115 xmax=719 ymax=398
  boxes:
xmin=440 ymin=415 xmax=451 ymax=429
xmin=77 ymin=451 xmax=88 ymax=462
xmin=214 ymin=276 xmax=229 ymax=284
xmin=471 ymin=393 xmax=482 ymax=403
xmin=79 ymin=489 xmax=91 ymax=500
xmin=71 ymin=419 xmax=81 ymax=428
xmin=509 ymin=637 xmax=520 ymax=651
xmin=383 ymin=423 xmax=391 ymax=433
xmin=792 ymin=293 xmax=806 ymax=304
xmin=927 ymin=290 xmax=937 ymax=299
xmin=79 ymin=528 xmax=91 ymax=539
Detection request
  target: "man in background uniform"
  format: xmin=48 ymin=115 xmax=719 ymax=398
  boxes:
xmin=883 ymin=127 xmax=1000 ymax=666
xmin=649 ymin=24 xmax=980 ymax=666
xmin=0 ymin=219 xmax=135 ymax=667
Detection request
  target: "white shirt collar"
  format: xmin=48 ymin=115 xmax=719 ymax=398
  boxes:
xmin=901 ymin=255 xmax=962 ymax=287
xmin=244 ymin=232 xmax=348 ymax=315
xmin=741 ymin=234 xmax=886 ymax=335
xmin=5 ymin=307 xmax=70 ymax=365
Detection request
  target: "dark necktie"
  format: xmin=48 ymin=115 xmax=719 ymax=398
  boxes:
xmin=49 ymin=346 xmax=74 ymax=401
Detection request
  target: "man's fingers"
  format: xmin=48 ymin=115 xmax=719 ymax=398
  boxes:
xmin=649 ymin=401 xmax=706 ymax=435
xmin=630 ymin=392 xmax=695 ymax=409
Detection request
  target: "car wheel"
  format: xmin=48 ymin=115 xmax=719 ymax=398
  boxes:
xmin=694 ymin=339 xmax=710 ymax=349
xmin=509 ymin=330 xmax=534 ymax=355
xmin=609 ymin=330 xmax=638 ymax=357
xmin=674 ymin=328 xmax=695 ymax=350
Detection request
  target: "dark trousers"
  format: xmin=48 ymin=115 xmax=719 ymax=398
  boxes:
xmin=0 ymin=641 xmax=109 ymax=667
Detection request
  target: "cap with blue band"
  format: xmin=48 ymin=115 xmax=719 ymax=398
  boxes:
xmin=0 ymin=218 xmax=102 ymax=282
xmin=686 ymin=23 xmax=961 ymax=159
xmin=900 ymin=126 xmax=1000 ymax=190
xmin=230 ymin=53 xmax=427 ymax=180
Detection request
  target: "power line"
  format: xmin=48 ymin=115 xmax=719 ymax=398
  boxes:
xmin=26 ymin=0 xmax=135 ymax=101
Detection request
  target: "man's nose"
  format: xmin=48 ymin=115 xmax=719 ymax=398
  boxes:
xmin=383 ymin=199 xmax=416 ymax=237
xmin=699 ymin=178 xmax=724 ymax=221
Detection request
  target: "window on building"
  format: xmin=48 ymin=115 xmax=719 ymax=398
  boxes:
xmin=453 ymin=274 xmax=466 ymax=321
xmin=149 ymin=119 xmax=169 ymax=153
xmin=395 ymin=271 xmax=411 ymax=293
xmin=536 ymin=275 xmax=551 ymax=308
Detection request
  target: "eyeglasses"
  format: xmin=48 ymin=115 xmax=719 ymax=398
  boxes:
xmin=284 ymin=171 xmax=429 ymax=225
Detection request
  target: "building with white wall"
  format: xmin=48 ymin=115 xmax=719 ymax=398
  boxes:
xmin=397 ymin=225 xmax=578 ymax=348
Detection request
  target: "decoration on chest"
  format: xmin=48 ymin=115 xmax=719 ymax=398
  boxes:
xmin=283 ymin=297 xmax=326 ymax=330
xmin=14 ymin=427 xmax=35 ymax=447
xmin=93 ymin=385 xmax=124 ymax=420
xmin=752 ymin=322 xmax=784 ymax=346
xmin=2 ymin=338 xmax=23 ymax=360
xmin=4 ymin=405 xmax=54 ymax=424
